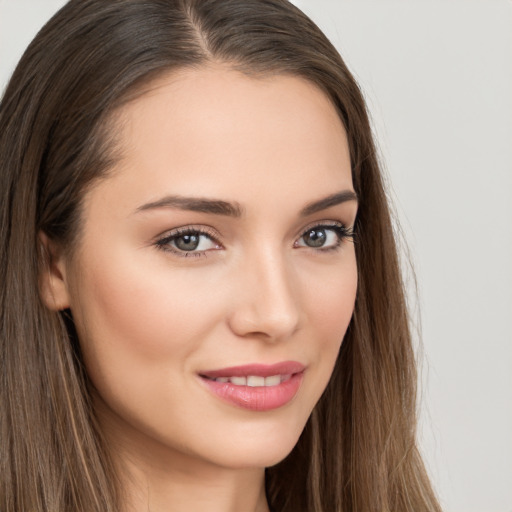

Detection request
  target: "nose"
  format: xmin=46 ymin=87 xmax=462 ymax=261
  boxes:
xmin=227 ymin=249 xmax=301 ymax=341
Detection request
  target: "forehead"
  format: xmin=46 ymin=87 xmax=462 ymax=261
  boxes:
xmin=92 ymin=66 xmax=352 ymax=217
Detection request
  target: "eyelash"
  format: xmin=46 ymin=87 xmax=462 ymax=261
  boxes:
xmin=154 ymin=222 xmax=355 ymax=258
xmin=295 ymin=222 xmax=355 ymax=252
xmin=155 ymin=226 xmax=220 ymax=258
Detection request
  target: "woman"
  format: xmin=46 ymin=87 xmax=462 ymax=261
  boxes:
xmin=0 ymin=0 xmax=442 ymax=511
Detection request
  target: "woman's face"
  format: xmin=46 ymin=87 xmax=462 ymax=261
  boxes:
xmin=59 ymin=67 xmax=358 ymax=471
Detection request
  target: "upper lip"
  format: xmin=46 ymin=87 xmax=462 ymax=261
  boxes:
xmin=199 ymin=360 xmax=305 ymax=379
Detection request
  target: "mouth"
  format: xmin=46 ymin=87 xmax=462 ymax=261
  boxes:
xmin=198 ymin=361 xmax=305 ymax=411
xmin=202 ymin=374 xmax=293 ymax=387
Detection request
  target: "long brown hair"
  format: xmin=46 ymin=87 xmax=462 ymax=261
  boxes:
xmin=0 ymin=0 xmax=441 ymax=510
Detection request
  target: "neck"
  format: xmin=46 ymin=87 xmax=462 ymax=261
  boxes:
xmin=120 ymin=457 xmax=269 ymax=512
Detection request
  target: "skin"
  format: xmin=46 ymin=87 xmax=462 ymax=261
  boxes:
xmin=41 ymin=65 xmax=358 ymax=512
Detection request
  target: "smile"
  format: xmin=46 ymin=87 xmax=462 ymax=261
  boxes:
xmin=199 ymin=361 xmax=305 ymax=411
xmin=204 ymin=374 xmax=291 ymax=386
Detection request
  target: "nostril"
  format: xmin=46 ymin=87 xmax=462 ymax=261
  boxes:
xmin=227 ymin=307 xmax=300 ymax=341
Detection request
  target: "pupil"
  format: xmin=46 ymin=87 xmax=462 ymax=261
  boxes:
xmin=176 ymin=234 xmax=200 ymax=251
xmin=305 ymin=228 xmax=326 ymax=247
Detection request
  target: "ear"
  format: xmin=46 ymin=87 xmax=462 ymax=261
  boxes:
xmin=38 ymin=231 xmax=71 ymax=311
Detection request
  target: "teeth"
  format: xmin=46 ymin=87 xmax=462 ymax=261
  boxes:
xmin=212 ymin=374 xmax=284 ymax=387
xmin=265 ymin=375 xmax=281 ymax=386
xmin=247 ymin=376 xmax=265 ymax=387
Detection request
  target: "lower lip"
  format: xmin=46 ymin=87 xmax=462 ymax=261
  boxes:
xmin=200 ymin=372 xmax=304 ymax=411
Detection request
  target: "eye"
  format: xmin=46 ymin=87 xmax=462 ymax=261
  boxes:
xmin=155 ymin=228 xmax=221 ymax=256
xmin=295 ymin=223 xmax=353 ymax=250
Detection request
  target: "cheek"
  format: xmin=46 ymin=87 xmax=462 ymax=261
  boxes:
xmin=303 ymin=250 xmax=357 ymax=338
xmin=76 ymin=267 xmax=176 ymax=359
xmin=68 ymin=247 xmax=221 ymax=393
xmin=67 ymin=248 xmax=233 ymax=449
xmin=296 ymin=250 xmax=357 ymax=398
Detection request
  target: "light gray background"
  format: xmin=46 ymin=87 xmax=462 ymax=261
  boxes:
xmin=1 ymin=1 xmax=511 ymax=511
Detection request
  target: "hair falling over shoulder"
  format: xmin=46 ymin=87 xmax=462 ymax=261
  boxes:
xmin=0 ymin=0 xmax=442 ymax=510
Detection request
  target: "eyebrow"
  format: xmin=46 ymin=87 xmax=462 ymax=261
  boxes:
xmin=135 ymin=195 xmax=243 ymax=217
xmin=134 ymin=190 xmax=358 ymax=217
xmin=299 ymin=190 xmax=358 ymax=216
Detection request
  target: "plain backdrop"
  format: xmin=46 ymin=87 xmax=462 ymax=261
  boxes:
xmin=1 ymin=1 xmax=511 ymax=511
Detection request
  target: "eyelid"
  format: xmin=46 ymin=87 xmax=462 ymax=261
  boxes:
xmin=297 ymin=220 xmax=353 ymax=238
xmin=294 ymin=220 xmax=355 ymax=250
xmin=154 ymin=225 xmax=223 ymax=257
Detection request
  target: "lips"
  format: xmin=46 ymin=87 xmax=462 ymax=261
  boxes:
xmin=199 ymin=361 xmax=305 ymax=411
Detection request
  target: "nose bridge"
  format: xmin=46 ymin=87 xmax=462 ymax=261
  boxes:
xmin=228 ymin=243 xmax=300 ymax=340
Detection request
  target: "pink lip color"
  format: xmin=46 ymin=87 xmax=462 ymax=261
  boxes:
xmin=199 ymin=361 xmax=305 ymax=411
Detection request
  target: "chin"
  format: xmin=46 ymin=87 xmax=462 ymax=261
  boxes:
xmin=201 ymin=417 xmax=308 ymax=470
xmin=212 ymin=442 xmax=299 ymax=470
